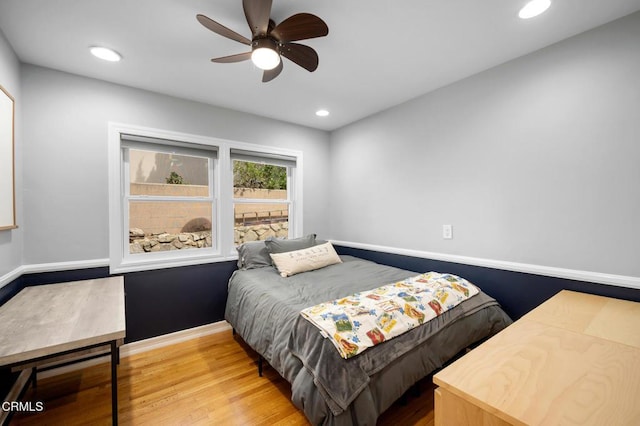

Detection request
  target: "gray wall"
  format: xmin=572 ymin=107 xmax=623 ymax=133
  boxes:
xmin=329 ymin=12 xmax=640 ymax=278
xmin=0 ymin=29 xmax=22 ymax=278
xmin=21 ymin=65 xmax=330 ymax=264
xmin=8 ymin=12 xmax=640 ymax=279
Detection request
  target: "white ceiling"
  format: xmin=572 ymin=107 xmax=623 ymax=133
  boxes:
xmin=1 ymin=0 xmax=640 ymax=131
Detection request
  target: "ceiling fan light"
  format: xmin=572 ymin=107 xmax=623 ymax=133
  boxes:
xmin=519 ymin=0 xmax=551 ymax=19
xmin=251 ymin=38 xmax=280 ymax=70
xmin=251 ymin=48 xmax=280 ymax=70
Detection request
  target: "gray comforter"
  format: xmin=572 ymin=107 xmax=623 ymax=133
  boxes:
xmin=225 ymin=256 xmax=512 ymax=425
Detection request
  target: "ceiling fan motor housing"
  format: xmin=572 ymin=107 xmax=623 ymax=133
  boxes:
xmin=252 ymin=37 xmax=279 ymax=53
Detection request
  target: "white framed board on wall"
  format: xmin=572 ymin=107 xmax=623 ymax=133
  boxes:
xmin=0 ymin=84 xmax=16 ymax=231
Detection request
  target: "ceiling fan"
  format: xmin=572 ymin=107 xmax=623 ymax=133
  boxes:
xmin=197 ymin=0 xmax=329 ymax=83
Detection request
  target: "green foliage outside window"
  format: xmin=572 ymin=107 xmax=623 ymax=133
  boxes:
xmin=166 ymin=171 xmax=186 ymax=185
xmin=233 ymin=161 xmax=286 ymax=190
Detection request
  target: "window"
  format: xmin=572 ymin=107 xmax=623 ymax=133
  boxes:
xmin=108 ymin=123 xmax=303 ymax=273
xmin=232 ymin=150 xmax=295 ymax=245
xmin=125 ymin=141 xmax=215 ymax=254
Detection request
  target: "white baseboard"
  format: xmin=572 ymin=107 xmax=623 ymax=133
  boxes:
xmin=4 ymin=243 xmax=639 ymax=291
xmin=331 ymin=240 xmax=640 ymax=290
xmin=37 ymin=321 xmax=231 ymax=379
xmin=23 ymin=258 xmax=110 ymax=274
xmin=0 ymin=265 xmax=25 ymax=290
xmin=1 ymin=259 xmax=110 ymax=290
xmin=120 ymin=321 xmax=232 ymax=357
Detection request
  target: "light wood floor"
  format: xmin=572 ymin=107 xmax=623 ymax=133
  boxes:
xmin=10 ymin=330 xmax=436 ymax=425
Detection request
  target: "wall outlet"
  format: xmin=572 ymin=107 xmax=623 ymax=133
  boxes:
xmin=442 ymin=224 xmax=453 ymax=239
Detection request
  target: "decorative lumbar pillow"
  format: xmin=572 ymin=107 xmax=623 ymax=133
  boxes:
xmin=265 ymin=234 xmax=317 ymax=254
xmin=236 ymin=241 xmax=272 ymax=270
xmin=270 ymin=241 xmax=342 ymax=277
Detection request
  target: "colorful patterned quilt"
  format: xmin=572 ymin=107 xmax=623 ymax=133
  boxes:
xmin=300 ymin=272 xmax=479 ymax=359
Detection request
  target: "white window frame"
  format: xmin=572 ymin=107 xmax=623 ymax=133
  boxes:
xmin=231 ymin=149 xmax=296 ymax=246
xmin=108 ymin=122 xmax=303 ymax=273
xmin=123 ymin=139 xmax=217 ymax=258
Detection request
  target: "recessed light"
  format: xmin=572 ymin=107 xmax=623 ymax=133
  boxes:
xmin=90 ymin=46 xmax=122 ymax=62
xmin=519 ymin=0 xmax=551 ymax=19
xmin=316 ymin=109 xmax=329 ymax=117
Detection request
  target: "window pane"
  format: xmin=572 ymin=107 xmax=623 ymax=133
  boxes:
xmin=234 ymin=202 xmax=288 ymax=245
xmin=129 ymin=201 xmax=212 ymax=254
xmin=233 ymin=160 xmax=287 ymax=200
xmin=130 ymin=149 xmax=209 ymax=197
xmin=233 ymin=159 xmax=290 ymax=245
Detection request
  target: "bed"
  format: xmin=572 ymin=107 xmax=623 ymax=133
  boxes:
xmin=226 ymin=237 xmax=512 ymax=425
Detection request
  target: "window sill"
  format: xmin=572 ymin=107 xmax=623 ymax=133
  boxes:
xmin=110 ymin=252 xmax=238 ymax=274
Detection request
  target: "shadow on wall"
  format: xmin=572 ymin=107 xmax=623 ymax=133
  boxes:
xmin=182 ymin=217 xmax=211 ymax=232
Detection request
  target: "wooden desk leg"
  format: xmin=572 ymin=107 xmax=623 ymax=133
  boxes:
xmin=111 ymin=341 xmax=118 ymax=426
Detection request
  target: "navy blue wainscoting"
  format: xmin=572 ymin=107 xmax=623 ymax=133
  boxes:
xmin=21 ymin=267 xmax=111 ymax=288
xmin=335 ymin=245 xmax=640 ymax=321
xmin=0 ymin=276 xmax=23 ymax=307
xmin=124 ymin=261 xmax=236 ymax=342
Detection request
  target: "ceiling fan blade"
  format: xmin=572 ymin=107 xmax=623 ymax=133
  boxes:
xmin=262 ymin=60 xmax=283 ymax=83
xmin=197 ymin=14 xmax=251 ymax=46
xmin=279 ymin=43 xmax=319 ymax=72
xmin=211 ymin=52 xmax=252 ymax=63
xmin=271 ymin=13 xmax=329 ymax=42
xmin=243 ymin=0 xmax=272 ymax=37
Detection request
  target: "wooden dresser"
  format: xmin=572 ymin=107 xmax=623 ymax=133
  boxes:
xmin=433 ymin=290 xmax=640 ymax=425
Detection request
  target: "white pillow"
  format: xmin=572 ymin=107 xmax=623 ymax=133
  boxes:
xmin=270 ymin=241 xmax=342 ymax=277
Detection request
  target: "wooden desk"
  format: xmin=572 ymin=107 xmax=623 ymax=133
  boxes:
xmin=0 ymin=277 xmax=125 ymax=425
xmin=433 ymin=290 xmax=640 ymax=425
